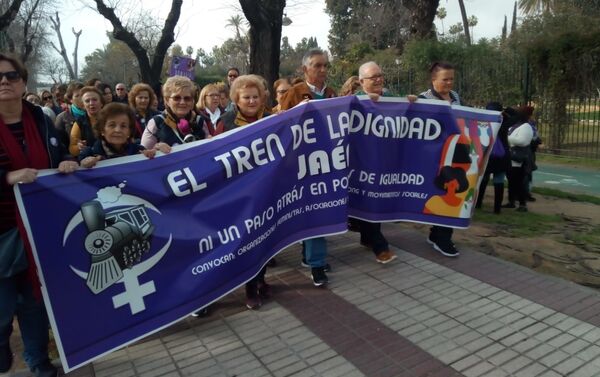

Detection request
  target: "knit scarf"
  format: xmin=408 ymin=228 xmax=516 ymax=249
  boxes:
xmin=71 ymin=104 xmax=86 ymax=118
xmin=164 ymin=107 xmax=194 ymax=134
xmin=0 ymin=103 xmax=50 ymax=300
xmin=234 ymin=108 xmax=265 ymax=127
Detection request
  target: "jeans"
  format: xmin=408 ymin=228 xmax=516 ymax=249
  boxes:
xmin=303 ymin=237 xmax=327 ymax=268
xmin=0 ymin=273 xmax=50 ymax=369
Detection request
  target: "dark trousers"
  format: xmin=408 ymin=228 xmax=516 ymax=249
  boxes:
xmin=430 ymin=225 xmax=453 ymax=241
xmin=354 ymin=219 xmax=389 ymax=255
xmin=507 ymin=166 xmax=528 ymax=206
xmin=246 ymin=266 xmax=267 ymax=289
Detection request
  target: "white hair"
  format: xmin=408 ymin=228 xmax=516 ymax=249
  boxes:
xmin=358 ymin=61 xmax=381 ymax=79
xmin=302 ymin=48 xmax=327 ymax=68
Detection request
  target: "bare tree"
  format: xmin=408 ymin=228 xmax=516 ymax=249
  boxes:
xmin=407 ymin=0 xmax=440 ymax=39
xmin=49 ymin=12 xmax=80 ymax=80
xmin=239 ymin=0 xmax=286 ymax=89
xmin=93 ymin=0 xmax=183 ymax=88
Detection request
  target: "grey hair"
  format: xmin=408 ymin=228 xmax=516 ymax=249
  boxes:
xmin=302 ymin=48 xmax=327 ymax=67
xmin=358 ymin=61 xmax=380 ymax=79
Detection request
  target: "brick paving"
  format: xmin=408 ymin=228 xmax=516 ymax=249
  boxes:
xmin=5 ymin=224 xmax=600 ymax=376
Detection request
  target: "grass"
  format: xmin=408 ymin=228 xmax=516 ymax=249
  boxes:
xmin=472 ymin=209 xmax=562 ymax=237
xmin=572 ymin=110 xmax=600 ymax=120
xmin=531 ymin=187 xmax=600 ymax=205
xmin=536 ymin=153 xmax=600 ymax=170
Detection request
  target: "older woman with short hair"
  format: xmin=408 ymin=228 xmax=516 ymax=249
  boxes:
xmin=128 ymin=83 xmax=159 ymax=140
xmin=141 ymin=76 xmax=205 ymax=150
xmin=196 ymin=83 xmax=224 ymax=137
xmin=215 ymin=75 xmax=269 ymax=135
xmin=214 ymin=74 xmax=273 ymax=310
xmin=0 ymin=53 xmax=77 ymax=377
xmin=69 ymin=86 xmax=105 ymax=156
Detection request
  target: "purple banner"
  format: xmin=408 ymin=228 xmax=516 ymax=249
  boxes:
xmin=168 ymin=55 xmax=196 ymax=79
xmin=15 ymin=96 xmax=500 ymax=371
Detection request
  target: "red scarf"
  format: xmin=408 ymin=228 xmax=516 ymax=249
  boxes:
xmin=0 ymin=102 xmax=50 ymax=299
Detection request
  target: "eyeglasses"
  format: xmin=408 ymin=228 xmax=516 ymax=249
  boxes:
xmin=0 ymin=71 xmax=21 ymax=82
xmin=170 ymin=95 xmax=193 ymax=103
xmin=362 ymin=73 xmax=384 ymax=81
xmin=43 ymin=96 xmax=53 ymax=100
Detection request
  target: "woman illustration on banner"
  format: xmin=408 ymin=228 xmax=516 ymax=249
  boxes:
xmin=424 ymin=133 xmax=479 ymax=218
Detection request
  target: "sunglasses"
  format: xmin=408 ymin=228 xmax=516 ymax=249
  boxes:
xmin=43 ymin=96 xmax=53 ymax=100
xmin=0 ymin=71 xmax=21 ymax=82
xmin=228 ymin=75 xmax=238 ymax=78
xmin=170 ymin=95 xmax=193 ymax=103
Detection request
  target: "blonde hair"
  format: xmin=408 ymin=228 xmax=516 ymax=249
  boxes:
xmin=229 ymin=75 xmax=265 ymax=105
xmin=340 ymin=75 xmax=360 ymax=96
xmin=196 ymin=83 xmax=220 ymax=110
xmin=162 ymin=76 xmax=195 ymax=99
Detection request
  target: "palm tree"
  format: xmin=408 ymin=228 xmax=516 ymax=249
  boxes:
xmin=518 ymin=0 xmax=556 ymax=14
xmin=226 ymin=15 xmax=244 ymax=43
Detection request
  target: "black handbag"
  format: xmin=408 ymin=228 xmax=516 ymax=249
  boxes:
xmin=510 ymin=146 xmax=529 ymax=163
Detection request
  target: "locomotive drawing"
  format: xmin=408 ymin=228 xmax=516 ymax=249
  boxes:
xmin=80 ymin=200 xmax=155 ymax=294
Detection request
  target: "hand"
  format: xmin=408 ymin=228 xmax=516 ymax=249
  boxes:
xmin=154 ymin=142 xmax=171 ymax=154
xmin=407 ymin=94 xmax=418 ymax=103
xmin=142 ymin=149 xmax=157 ymax=159
xmin=58 ymin=160 xmax=79 ymax=174
xmin=77 ymin=139 xmax=87 ymax=151
xmin=80 ymin=155 xmax=102 ymax=169
xmin=6 ymin=168 xmax=38 ymax=185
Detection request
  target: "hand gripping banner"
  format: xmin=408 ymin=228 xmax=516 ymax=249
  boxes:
xmin=15 ymin=96 xmax=500 ymax=371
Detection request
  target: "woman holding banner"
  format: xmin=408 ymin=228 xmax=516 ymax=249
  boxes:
xmin=418 ymin=62 xmax=463 ymax=258
xmin=0 ymin=53 xmax=79 ymax=377
xmin=141 ymin=76 xmax=205 ymax=150
xmin=214 ymin=75 xmax=273 ymax=310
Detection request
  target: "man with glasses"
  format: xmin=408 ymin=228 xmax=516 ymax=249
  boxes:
xmin=224 ymin=68 xmax=240 ymax=112
xmin=349 ymin=61 xmax=400 ymax=264
xmin=278 ymin=49 xmax=336 ymax=287
xmin=114 ymin=83 xmax=128 ymax=103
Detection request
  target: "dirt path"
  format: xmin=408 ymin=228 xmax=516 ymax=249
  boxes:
xmin=407 ymin=193 xmax=600 ymax=288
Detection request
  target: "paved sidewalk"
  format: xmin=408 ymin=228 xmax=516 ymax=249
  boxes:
xmin=7 ymin=224 xmax=600 ymax=376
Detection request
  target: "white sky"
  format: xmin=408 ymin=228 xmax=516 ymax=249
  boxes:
xmin=55 ymin=0 xmax=520 ymax=71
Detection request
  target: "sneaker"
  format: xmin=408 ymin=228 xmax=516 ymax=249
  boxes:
xmin=311 ymin=267 xmax=329 ymax=287
xmin=526 ymin=195 xmax=536 ymax=202
xmin=246 ymin=296 xmax=262 ymax=310
xmin=516 ymin=205 xmax=528 ymax=212
xmin=375 ymin=250 xmax=397 ymax=264
xmin=301 ymin=259 xmax=331 ymax=272
xmin=258 ymin=281 xmax=272 ymax=299
xmin=31 ymin=360 xmax=58 ymax=377
xmin=427 ymin=236 xmax=459 ymax=257
xmin=502 ymin=202 xmax=516 ymax=209
xmin=0 ymin=346 xmax=13 ymax=373
xmin=191 ymin=306 xmax=210 ymax=318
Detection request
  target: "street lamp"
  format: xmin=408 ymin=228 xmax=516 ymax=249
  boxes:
xmin=282 ymin=13 xmax=292 ymax=26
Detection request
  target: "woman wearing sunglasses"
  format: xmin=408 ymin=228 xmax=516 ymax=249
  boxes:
xmin=141 ymin=76 xmax=205 ymax=150
xmin=0 ymin=53 xmax=78 ymax=377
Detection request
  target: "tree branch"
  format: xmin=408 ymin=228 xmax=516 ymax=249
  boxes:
xmin=0 ymin=0 xmax=25 ymax=32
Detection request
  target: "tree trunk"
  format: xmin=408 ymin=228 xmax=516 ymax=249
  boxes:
xmin=239 ymin=0 xmax=286 ymax=92
xmin=50 ymin=12 xmax=76 ymax=80
xmin=0 ymin=0 xmax=24 ymax=32
xmin=72 ymin=28 xmax=81 ymax=80
xmin=94 ymin=0 xmax=182 ymax=88
xmin=408 ymin=0 xmax=440 ymax=39
xmin=458 ymin=0 xmax=471 ymax=45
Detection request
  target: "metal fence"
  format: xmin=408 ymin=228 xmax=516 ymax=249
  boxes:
xmin=376 ymin=57 xmax=600 ymax=160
